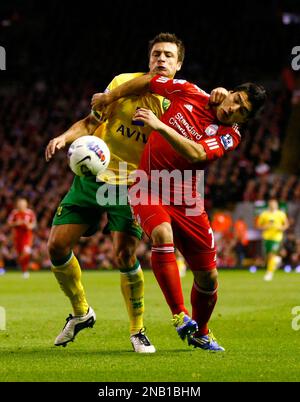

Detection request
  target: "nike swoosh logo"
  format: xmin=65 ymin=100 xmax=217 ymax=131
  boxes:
xmin=76 ymin=156 xmax=91 ymax=165
xmin=165 ymin=89 xmax=182 ymax=95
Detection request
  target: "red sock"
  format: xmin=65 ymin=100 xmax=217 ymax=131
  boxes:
xmin=191 ymin=281 xmax=218 ymax=336
xmin=19 ymin=254 xmax=30 ymax=273
xmin=151 ymin=244 xmax=189 ymax=316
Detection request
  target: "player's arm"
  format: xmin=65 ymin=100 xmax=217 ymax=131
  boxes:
xmin=7 ymin=212 xmax=17 ymax=227
xmin=92 ymin=74 xmax=228 ymax=110
xmin=134 ymin=108 xmax=241 ymax=163
xmin=256 ymin=214 xmax=265 ymax=229
xmin=256 ymin=214 xmax=271 ymax=230
xmin=27 ymin=213 xmax=37 ymax=230
xmin=91 ymin=73 xmax=155 ymax=110
xmin=8 ymin=220 xmax=19 ymax=227
xmin=133 ymin=108 xmax=207 ymax=163
xmin=25 ymin=221 xmax=36 ymax=230
xmin=271 ymin=215 xmax=289 ymax=231
xmin=8 ymin=218 xmax=23 ymax=227
xmin=281 ymin=215 xmax=289 ymax=231
xmin=208 ymin=87 xmax=229 ymax=107
xmin=45 ymin=112 xmax=101 ymax=161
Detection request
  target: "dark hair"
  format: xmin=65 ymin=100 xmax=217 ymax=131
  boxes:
xmin=233 ymin=82 xmax=267 ymax=119
xmin=148 ymin=32 xmax=185 ymax=63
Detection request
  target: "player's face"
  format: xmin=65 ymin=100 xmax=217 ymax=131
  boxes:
xmin=149 ymin=42 xmax=182 ymax=78
xmin=17 ymin=199 xmax=28 ymax=210
xmin=269 ymin=200 xmax=278 ymax=211
xmin=216 ymin=91 xmax=252 ymax=125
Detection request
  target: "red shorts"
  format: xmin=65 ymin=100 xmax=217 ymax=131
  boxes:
xmin=129 ymin=189 xmax=216 ymax=272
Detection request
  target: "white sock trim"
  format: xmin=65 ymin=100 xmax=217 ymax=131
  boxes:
xmin=193 ymin=281 xmax=218 ymax=295
xmin=152 ymin=246 xmax=175 ymax=253
xmin=120 ymin=264 xmax=141 ymax=276
xmin=51 ymin=251 xmax=74 ymax=268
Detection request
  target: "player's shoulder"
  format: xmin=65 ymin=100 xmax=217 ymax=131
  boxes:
xmin=8 ymin=209 xmax=17 ymax=220
xmin=188 ymin=82 xmax=210 ymax=98
xmin=112 ymin=72 xmax=146 ymax=84
xmin=158 ymin=76 xmax=206 ymax=92
xmin=106 ymin=72 xmax=146 ymax=91
xmin=169 ymin=79 xmax=210 ymax=99
xmin=278 ymin=209 xmax=287 ymax=217
xmin=153 ymin=77 xmax=210 ymax=103
xmin=259 ymin=210 xmax=268 ymax=217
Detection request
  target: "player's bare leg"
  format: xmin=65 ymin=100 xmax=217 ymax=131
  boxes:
xmin=112 ymin=231 xmax=155 ymax=353
xmin=48 ymin=223 xmax=95 ymax=347
xmin=18 ymin=246 xmax=32 ymax=279
xmin=264 ymin=252 xmax=280 ymax=281
xmin=151 ymin=222 xmax=198 ymax=340
xmin=188 ymin=269 xmax=224 ymax=351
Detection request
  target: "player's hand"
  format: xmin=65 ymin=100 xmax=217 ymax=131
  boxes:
xmin=45 ymin=136 xmax=66 ymax=161
xmin=91 ymin=92 xmax=113 ymax=111
xmin=207 ymin=87 xmax=229 ymax=108
xmin=133 ymin=108 xmax=162 ymax=131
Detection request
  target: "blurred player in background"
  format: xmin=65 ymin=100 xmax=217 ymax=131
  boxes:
xmin=92 ymin=73 xmax=266 ymax=351
xmin=233 ymin=216 xmax=249 ymax=267
xmin=45 ymin=33 xmax=185 ymax=352
xmin=176 ymin=249 xmax=187 ymax=278
xmin=257 ymin=199 xmax=289 ymax=281
xmin=8 ymin=198 xmax=37 ymax=279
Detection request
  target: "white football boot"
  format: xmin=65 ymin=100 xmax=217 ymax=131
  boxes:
xmin=54 ymin=307 xmax=96 ymax=347
xmin=130 ymin=328 xmax=156 ymax=353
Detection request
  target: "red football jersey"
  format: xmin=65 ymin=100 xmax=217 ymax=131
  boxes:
xmin=138 ymin=76 xmax=241 ymax=201
xmin=8 ymin=209 xmax=36 ymax=239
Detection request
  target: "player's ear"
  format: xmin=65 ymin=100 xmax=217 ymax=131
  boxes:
xmin=176 ymin=62 xmax=182 ymax=72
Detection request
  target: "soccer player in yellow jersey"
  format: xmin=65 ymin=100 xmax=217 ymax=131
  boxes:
xmin=257 ymin=199 xmax=289 ymax=281
xmin=45 ymin=33 xmax=185 ymax=352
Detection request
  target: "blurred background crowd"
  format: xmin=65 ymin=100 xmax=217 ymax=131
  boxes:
xmin=0 ymin=0 xmax=300 ymax=272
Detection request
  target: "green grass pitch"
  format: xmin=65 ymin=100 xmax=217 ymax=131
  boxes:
xmin=0 ymin=269 xmax=299 ymax=382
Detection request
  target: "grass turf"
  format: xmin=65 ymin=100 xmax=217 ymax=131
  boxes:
xmin=0 ymin=269 xmax=299 ymax=382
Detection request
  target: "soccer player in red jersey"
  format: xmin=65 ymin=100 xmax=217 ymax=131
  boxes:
xmin=8 ymin=198 xmax=37 ymax=278
xmin=92 ymin=74 xmax=266 ymax=351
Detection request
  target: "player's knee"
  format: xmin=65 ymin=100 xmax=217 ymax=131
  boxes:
xmin=115 ymin=247 xmax=136 ymax=268
xmin=151 ymin=223 xmax=173 ymax=245
xmin=193 ymin=269 xmax=218 ymax=291
xmin=47 ymin=235 xmax=71 ymax=261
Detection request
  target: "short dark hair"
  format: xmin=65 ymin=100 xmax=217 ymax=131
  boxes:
xmin=233 ymin=82 xmax=267 ymax=119
xmin=148 ymin=32 xmax=185 ymax=63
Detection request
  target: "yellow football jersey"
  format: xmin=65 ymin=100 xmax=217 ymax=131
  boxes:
xmin=257 ymin=210 xmax=288 ymax=241
xmin=93 ymin=72 xmax=170 ymax=184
